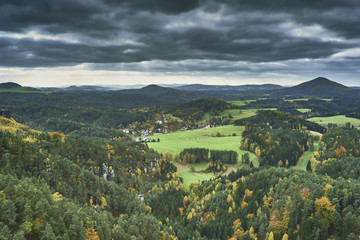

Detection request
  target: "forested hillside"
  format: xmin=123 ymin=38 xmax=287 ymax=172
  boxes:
xmin=2 ymin=94 xmax=360 ymax=239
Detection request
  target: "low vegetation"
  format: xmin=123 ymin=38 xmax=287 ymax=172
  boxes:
xmin=308 ymin=115 xmax=360 ymax=128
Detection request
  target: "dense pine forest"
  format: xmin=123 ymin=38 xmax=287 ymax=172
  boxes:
xmin=2 ymin=79 xmax=360 ymax=239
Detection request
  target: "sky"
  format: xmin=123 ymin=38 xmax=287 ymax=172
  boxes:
xmin=0 ymin=0 xmax=360 ymax=87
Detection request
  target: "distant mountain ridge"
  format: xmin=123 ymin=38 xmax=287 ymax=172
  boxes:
xmin=0 ymin=82 xmax=40 ymax=92
xmin=175 ymin=83 xmax=284 ymax=93
xmin=0 ymin=83 xmax=207 ymax=108
xmin=0 ymin=82 xmax=22 ymax=89
xmin=270 ymin=77 xmax=360 ymax=98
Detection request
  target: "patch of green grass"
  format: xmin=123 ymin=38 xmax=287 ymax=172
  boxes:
xmin=180 ymin=170 xmax=215 ymax=189
xmin=164 ymin=114 xmax=183 ymax=122
xmin=297 ymin=108 xmax=312 ymax=113
xmin=221 ymin=109 xmax=257 ymax=119
xmin=148 ymin=125 xmax=258 ymax=188
xmin=227 ymin=100 xmax=256 ymax=107
xmin=307 ymin=115 xmax=360 ymax=128
xmin=284 ymin=98 xmax=309 ymax=102
xmin=176 ymin=162 xmax=215 ymax=189
xmin=284 ymin=98 xmax=332 ymax=102
xmin=254 ymin=108 xmax=277 ymax=111
xmin=293 ymin=141 xmax=319 ymax=171
xmin=148 ymin=125 xmax=255 ymax=163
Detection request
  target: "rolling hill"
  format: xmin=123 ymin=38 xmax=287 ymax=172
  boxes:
xmin=0 ymin=82 xmax=42 ymax=93
xmin=270 ymin=77 xmax=360 ymax=98
xmin=0 ymin=84 xmax=208 ymax=108
xmin=175 ymin=83 xmax=284 ymax=94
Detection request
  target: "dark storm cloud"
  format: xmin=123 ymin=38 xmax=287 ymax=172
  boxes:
xmin=105 ymin=0 xmax=200 ymax=14
xmin=0 ymin=37 xmax=151 ymax=67
xmin=219 ymin=0 xmax=360 ymax=38
xmin=0 ymin=0 xmax=359 ymax=71
xmin=0 ymin=0 xmax=104 ymax=33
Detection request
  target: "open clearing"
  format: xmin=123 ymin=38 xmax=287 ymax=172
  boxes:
xmin=297 ymin=108 xmax=312 ymax=113
xmin=220 ymin=108 xmax=276 ymax=121
xmin=293 ymin=141 xmax=319 ymax=171
xmin=148 ymin=125 xmax=258 ymax=187
xmin=227 ymin=100 xmax=257 ymax=106
xmin=308 ymin=115 xmax=360 ymax=128
xmin=284 ymin=98 xmax=332 ymax=102
xmin=176 ymin=162 xmax=215 ymax=188
xmin=221 ymin=109 xmax=257 ymax=119
xmin=148 ymin=125 xmax=256 ymax=163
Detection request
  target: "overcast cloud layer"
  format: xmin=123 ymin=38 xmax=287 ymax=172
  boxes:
xmin=0 ymin=0 xmax=360 ymax=86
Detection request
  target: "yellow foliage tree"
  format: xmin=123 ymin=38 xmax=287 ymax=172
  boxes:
xmin=268 ymin=231 xmax=274 ymax=240
xmin=179 ymin=207 xmax=184 ymax=217
xmin=278 ymin=160 xmax=283 ymax=167
xmin=232 ymin=182 xmax=238 ymax=192
xmin=255 ymin=146 xmax=261 ymax=157
xmin=145 ymin=206 xmax=152 ymax=213
xmin=86 ymin=227 xmax=100 ymax=240
xmin=230 ymin=219 xmax=245 ymax=240
xmin=314 ymin=196 xmax=335 ymax=220
xmin=241 ymin=200 xmax=248 ymax=209
xmin=323 ymin=184 xmax=333 ymax=195
xmin=100 ymin=196 xmax=107 ymax=208
xmin=227 ymin=194 xmax=234 ymax=203
xmin=299 ymin=187 xmax=311 ymax=201
xmin=282 ymin=233 xmax=289 ymax=240
xmin=187 ymin=212 xmax=193 ymax=221
xmin=165 ymin=152 xmax=173 ymax=161
xmin=269 ymin=208 xmax=289 ymax=237
xmin=245 ymin=189 xmax=253 ymax=198
xmin=52 ymin=192 xmax=63 ymax=202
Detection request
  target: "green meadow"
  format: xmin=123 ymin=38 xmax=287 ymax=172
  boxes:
xmin=221 ymin=109 xmax=257 ymax=119
xmin=284 ymin=98 xmax=332 ymax=102
xmin=307 ymin=115 xmax=360 ymax=128
xmin=148 ymin=125 xmax=258 ymax=187
xmin=293 ymin=141 xmax=319 ymax=171
xmin=227 ymin=99 xmax=257 ymax=106
xmin=297 ymin=108 xmax=312 ymax=113
xmin=284 ymin=98 xmax=309 ymax=102
xmin=176 ymin=162 xmax=215 ymax=188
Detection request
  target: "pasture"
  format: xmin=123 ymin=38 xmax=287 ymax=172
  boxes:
xmin=221 ymin=109 xmax=257 ymax=119
xmin=148 ymin=125 xmax=258 ymax=187
xmin=284 ymin=98 xmax=332 ymax=102
xmin=297 ymin=108 xmax=312 ymax=113
xmin=227 ymin=99 xmax=257 ymax=106
xmin=293 ymin=141 xmax=319 ymax=171
xmin=307 ymin=115 xmax=360 ymax=128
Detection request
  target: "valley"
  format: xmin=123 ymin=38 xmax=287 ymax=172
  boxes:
xmin=2 ymin=77 xmax=360 ymax=239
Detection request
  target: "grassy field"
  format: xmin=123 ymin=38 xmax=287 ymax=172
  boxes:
xmin=176 ymin=162 xmax=215 ymax=188
xmin=164 ymin=114 xmax=183 ymax=122
xmin=148 ymin=125 xmax=253 ymax=159
xmin=284 ymin=98 xmax=309 ymax=102
xmin=284 ymin=98 xmax=332 ymax=102
xmin=221 ymin=109 xmax=257 ymax=119
xmin=227 ymin=100 xmax=257 ymax=106
xmin=148 ymin=125 xmax=258 ymax=187
xmin=307 ymin=115 xmax=360 ymax=128
xmin=293 ymin=141 xmax=319 ymax=171
xmin=297 ymin=108 xmax=312 ymax=113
